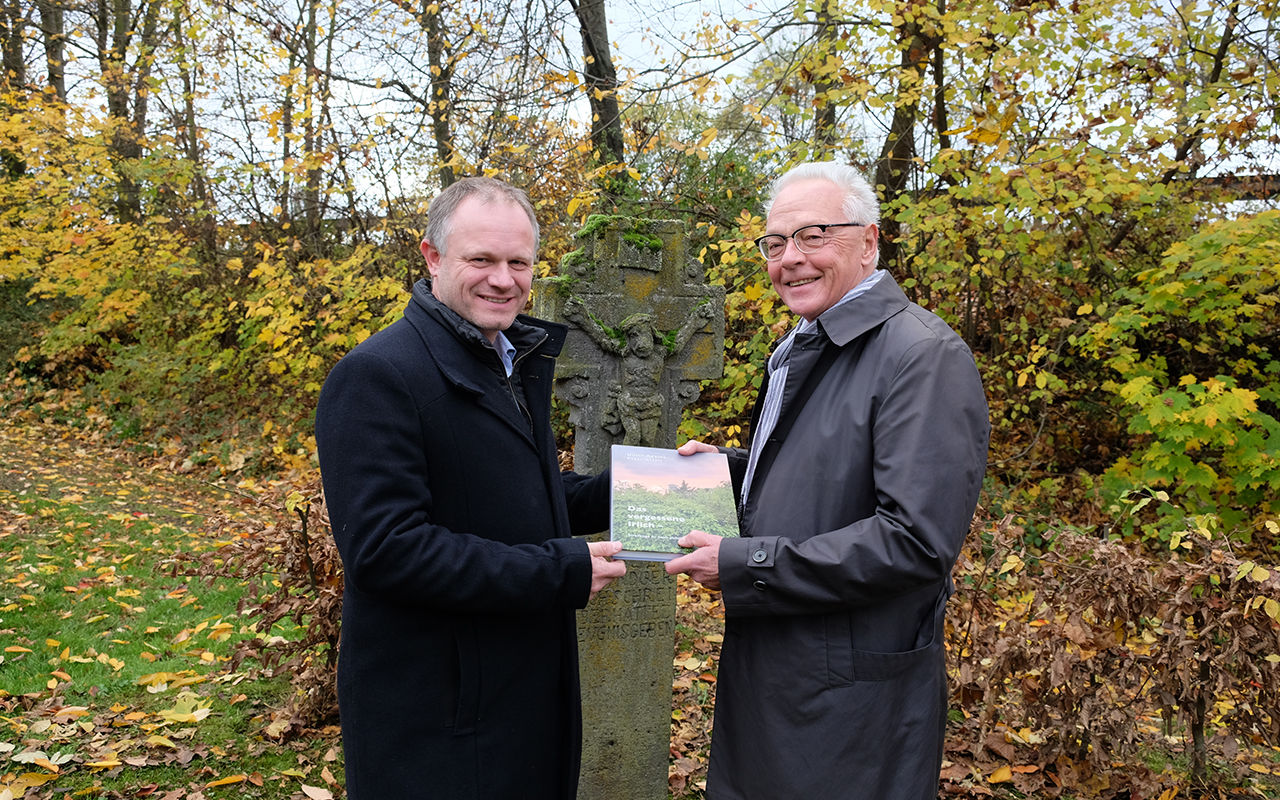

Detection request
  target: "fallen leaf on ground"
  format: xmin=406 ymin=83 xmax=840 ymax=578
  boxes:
xmin=206 ymin=774 xmax=246 ymax=787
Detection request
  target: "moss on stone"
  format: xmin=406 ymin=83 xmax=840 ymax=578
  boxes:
xmin=660 ymin=328 xmax=680 ymax=355
xmin=542 ymin=274 xmax=580 ymax=297
xmin=574 ymin=215 xmax=664 ymax=251
xmin=622 ymin=230 xmax=664 ymax=252
xmin=575 ymin=214 xmax=632 ymax=239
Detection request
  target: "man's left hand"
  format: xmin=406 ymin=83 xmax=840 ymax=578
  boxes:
xmin=664 ymin=530 xmax=722 ymax=590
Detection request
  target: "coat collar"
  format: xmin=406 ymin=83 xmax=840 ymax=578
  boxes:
xmin=406 ymin=279 xmax=566 ymax=371
xmin=744 ymin=273 xmax=909 ymax=517
xmin=403 ymin=280 xmax=568 ymax=445
xmin=810 ymin=273 xmax=911 ymax=346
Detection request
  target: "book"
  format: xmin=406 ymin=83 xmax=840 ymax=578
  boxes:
xmin=609 ymin=444 xmax=740 ymax=562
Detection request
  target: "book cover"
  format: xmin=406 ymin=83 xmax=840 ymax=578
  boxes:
xmin=609 ymin=444 xmax=740 ymax=562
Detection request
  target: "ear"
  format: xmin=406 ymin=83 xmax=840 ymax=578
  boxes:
xmin=421 ymin=240 xmax=441 ymax=280
xmin=860 ymin=224 xmax=880 ymax=268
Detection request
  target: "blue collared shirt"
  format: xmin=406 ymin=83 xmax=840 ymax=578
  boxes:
xmin=494 ymin=330 xmax=517 ymax=377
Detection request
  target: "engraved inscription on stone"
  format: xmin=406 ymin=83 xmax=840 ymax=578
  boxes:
xmin=574 ymin=559 xmax=676 ymax=800
xmin=578 ymin=574 xmax=676 ymax=641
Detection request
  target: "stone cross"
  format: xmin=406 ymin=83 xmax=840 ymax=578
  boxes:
xmin=533 ymin=216 xmax=724 ymax=800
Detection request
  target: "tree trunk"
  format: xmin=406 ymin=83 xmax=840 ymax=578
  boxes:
xmin=1190 ymin=610 xmax=1213 ymax=783
xmin=1 ymin=0 xmax=26 ymax=91
xmin=423 ymin=0 xmax=455 ymax=188
xmin=1191 ymin=655 xmax=1210 ymax=781
xmin=37 ymin=0 xmax=64 ymax=101
xmin=931 ymin=0 xmax=949 ymax=151
xmin=315 ymin=0 xmax=340 ymax=241
xmin=570 ymin=0 xmax=625 ymax=176
xmin=130 ymin=0 xmax=160 ymax=132
xmin=811 ymin=0 xmax=838 ymax=157
xmin=0 ymin=0 xmax=26 ymax=177
xmin=301 ymin=0 xmax=322 ymax=239
xmin=96 ymin=0 xmax=165 ymax=223
xmin=280 ymin=45 xmax=296 ymax=226
xmin=873 ymin=0 xmax=933 ymax=273
xmin=173 ymin=5 xmax=216 ymax=257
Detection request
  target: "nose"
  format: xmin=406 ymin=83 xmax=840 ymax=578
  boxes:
xmin=488 ymin=263 xmax=516 ymax=289
xmin=778 ymin=236 xmax=806 ymax=267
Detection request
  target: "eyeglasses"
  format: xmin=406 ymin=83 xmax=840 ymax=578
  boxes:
xmin=754 ymin=223 xmax=866 ymax=261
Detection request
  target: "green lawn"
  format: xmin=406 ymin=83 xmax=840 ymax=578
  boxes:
xmin=0 ymin=416 xmax=343 ymax=799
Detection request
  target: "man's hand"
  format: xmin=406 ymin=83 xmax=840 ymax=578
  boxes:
xmin=677 ymin=440 xmax=719 ymax=456
xmin=587 ymin=540 xmax=626 ymax=600
xmin=664 ymin=530 xmax=722 ymax=590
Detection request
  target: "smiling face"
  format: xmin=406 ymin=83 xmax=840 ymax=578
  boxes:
xmin=421 ymin=196 xmax=536 ymax=342
xmin=765 ymin=178 xmax=879 ymax=321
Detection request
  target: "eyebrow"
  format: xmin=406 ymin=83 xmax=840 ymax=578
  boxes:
xmin=462 ymin=250 xmax=533 ymax=262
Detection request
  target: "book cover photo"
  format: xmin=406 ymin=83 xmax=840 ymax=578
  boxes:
xmin=609 ymin=444 xmax=740 ymax=562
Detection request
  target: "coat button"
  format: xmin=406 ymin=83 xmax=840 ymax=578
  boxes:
xmin=753 ymin=580 xmax=767 ymax=591
xmin=752 ymin=549 xmax=767 ymax=563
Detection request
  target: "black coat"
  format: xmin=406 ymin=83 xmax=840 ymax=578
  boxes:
xmin=710 ymin=275 xmax=991 ymax=800
xmin=315 ymin=282 xmax=610 ymax=799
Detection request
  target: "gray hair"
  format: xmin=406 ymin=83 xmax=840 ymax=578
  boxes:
xmin=764 ymin=162 xmax=881 ymax=227
xmin=423 ymin=177 xmax=541 ymax=255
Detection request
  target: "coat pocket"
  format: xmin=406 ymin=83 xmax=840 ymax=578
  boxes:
xmin=450 ymin=618 xmax=481 ymax=735
xmin=824 ymin=611 xmax=855 ymax=686
xmin=828 ymin=589 xmax=947 ymax=686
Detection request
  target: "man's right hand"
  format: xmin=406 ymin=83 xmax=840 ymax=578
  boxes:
xmin=587 ymin=540 xmax=626 ymax=600
xmin=664 ymin=530 xmax=722 ymax=590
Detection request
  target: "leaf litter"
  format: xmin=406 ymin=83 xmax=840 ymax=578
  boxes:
xmin=7 ymin=418 xmax=1280 ymax=800
xmin=0 ymin=418 xmax=343 ymax=799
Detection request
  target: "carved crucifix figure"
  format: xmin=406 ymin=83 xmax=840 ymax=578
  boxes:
xmin=562 ymin=300 xmax=716 ymax=446
xmin=534 ymin=217 xmax=725 ymax=472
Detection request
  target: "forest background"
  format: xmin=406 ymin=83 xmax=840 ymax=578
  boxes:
xmin=0 ymin=0 xmax=1279 ymax=795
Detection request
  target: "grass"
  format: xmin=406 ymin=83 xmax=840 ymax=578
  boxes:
xmin=0 ymin=417 xmax=342 ymax=799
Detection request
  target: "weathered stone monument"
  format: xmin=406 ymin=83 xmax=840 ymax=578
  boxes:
xmin=533 ymin=216 xmax=724 ymax=800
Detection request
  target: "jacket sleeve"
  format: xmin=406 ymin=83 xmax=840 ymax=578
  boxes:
xmin=719 ymin=333 xmax=990 ymax=616
xmin=720 ymin=446 xmax=749 ymax=500
xmin=316 ymin=347 xmax=594 ymax=614
xmin=562 ymin=469 xmax=611 ymax=536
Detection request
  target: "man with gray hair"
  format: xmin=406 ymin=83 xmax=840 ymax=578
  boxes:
xmin=667 ymin=162 xmax=990 ymax=799
xmin=316 ymin=176 xmax=626 ymax=799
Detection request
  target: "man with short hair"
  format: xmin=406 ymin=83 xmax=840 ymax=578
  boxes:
xmin=316 ymin=176 xmax=626 ymax=799
xmin=667 ymin=162 xmax=990 ymax=800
